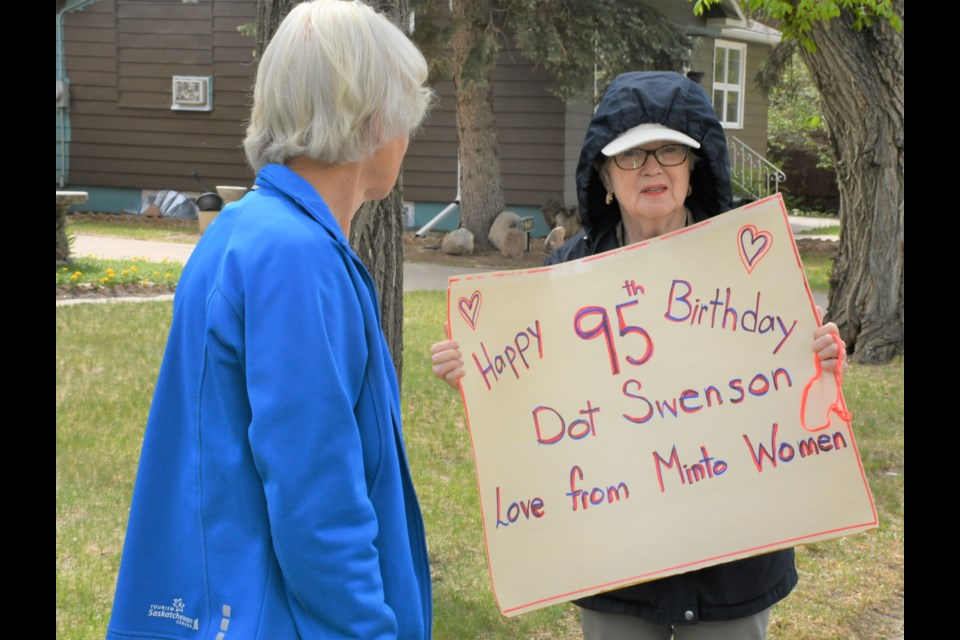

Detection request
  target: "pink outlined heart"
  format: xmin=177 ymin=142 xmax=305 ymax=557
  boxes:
xmin=738 ymin=224 xmax=773 ymax=274
xmin=458 ymin=291 xmax=482 ymax=330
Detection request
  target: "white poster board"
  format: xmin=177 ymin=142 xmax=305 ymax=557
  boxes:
xmin=446 ymin=194 xmax=877 ymax=617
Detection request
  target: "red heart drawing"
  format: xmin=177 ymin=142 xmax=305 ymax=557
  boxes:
xmin=738 ymin=225 xmax=773 ymax=274
xmin=458 ymin=291 xmax=482 ymax=330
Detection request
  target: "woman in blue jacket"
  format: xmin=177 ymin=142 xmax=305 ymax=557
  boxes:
xmin=430 ymin=71 xmax=846 ymax=639
xmin=105 ymin=2 xmax=435 ymax=638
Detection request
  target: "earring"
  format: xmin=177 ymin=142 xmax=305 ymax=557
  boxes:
xmin=605 ymin=192 xmax=615 ymax=205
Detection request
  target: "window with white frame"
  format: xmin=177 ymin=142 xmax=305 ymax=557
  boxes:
xmin=712 ymin=40 xmax=746 ymax=128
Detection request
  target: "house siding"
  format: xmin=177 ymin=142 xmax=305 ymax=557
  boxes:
xmin=61 ymin=0 xmax=257 ymax=194
xmin=59 ymin=0 xmax=775 ymax=215
xmin=650 ymin=1 xmax=772 ymax=158
xmin=404 ymin=40 xmax=567 ymax=210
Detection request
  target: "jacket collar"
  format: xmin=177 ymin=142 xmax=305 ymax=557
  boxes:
xmin=254 ymin=163 xmax=350 ymax=247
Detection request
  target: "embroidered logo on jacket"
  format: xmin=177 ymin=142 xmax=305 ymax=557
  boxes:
xmin=147 ymin=597 xmax=199 ymax=630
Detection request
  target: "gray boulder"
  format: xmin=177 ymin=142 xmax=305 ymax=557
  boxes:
xmin=488 ymin=210 xmax=522 ymax=250
xmin=500 ymin=227 xmax=527 ymax=259
xmin=442 ymin=227 xmax=475 ymax=255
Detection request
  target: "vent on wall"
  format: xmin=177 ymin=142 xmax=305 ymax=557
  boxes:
xmin=172 ymin=75 xmax=213 ymax=112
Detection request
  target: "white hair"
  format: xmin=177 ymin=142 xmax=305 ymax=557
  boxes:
xmin=243 ymin=0 xmax=434 ymax=172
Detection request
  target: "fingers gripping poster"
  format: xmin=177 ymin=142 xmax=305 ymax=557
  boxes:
xmin=446 ymin=195 xmax=877 ymax=617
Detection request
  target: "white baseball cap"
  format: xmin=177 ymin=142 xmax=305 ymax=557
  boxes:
xmin=601 ymin=123 xmax=700 ymax=157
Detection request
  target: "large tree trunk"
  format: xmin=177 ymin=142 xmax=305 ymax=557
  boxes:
xmin=800 ymin=0 xmax=903 ymax=364
xmin=255 ymin=0 xmax=408 ymax=383
xmin=451 ymin=0 xmax=505 ymax=251
xmin=350 ymin=181 xmax=406 ymax=386
xmin=254 ymin=0 xmax=295 ymax=61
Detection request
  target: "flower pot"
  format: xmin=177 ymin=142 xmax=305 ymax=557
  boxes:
xmin=199 ymin=210 xmax=220 ymax=234
xmin=216 ymin=185 xmax=248 ymax=204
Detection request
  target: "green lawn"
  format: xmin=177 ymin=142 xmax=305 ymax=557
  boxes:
xmin=57 ymin=292 xmax=903 ymax=640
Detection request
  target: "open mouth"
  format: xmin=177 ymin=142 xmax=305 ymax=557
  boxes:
xmin=641 ymin=185 xmax=668 ymax=194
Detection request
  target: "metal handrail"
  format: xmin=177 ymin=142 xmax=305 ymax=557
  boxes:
xmin=727 ymin=136 xmax=786 ymax=201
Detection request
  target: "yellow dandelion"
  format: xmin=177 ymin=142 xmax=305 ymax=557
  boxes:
xmin=70 ymin=274 xmax=79 ymax=281
xmin=165 ymin=273 xmax=172 ymax=279
xmin=73 ymin=271 xmax=83 ymax=277
xmin=122 ymin=269 xmax=129 ymax=276
xmin=129 ymin=266 xmax=137 ymax=273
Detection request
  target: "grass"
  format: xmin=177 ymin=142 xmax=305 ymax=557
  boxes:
xmin=66 ymin=214 xmax=200 ymax=243
xmin=57 ymin=290 xmax=903 ymax=640
xmin=797 ymin=225 xmax=841 ymax=236
xmin=800 ymin=253 xmax=832 ymax=293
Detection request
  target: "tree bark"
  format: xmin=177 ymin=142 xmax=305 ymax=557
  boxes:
xmin=800 ymin=0 xmax=903 ymax=364
xmin=254 ymin=0 xmax=295 ymax=61
xmin=350 ymin=181 xmax=407 ymax=387
xmin=451 ymin=0 xmax=505 ymax=251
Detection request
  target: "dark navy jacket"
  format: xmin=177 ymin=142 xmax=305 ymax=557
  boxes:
xmin=546 ymin=71 xmax=797 ymax=625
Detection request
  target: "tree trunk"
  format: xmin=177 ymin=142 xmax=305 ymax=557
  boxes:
xmin=56 ymin=203 xmax=70 ymax=264
xmin=254 ymin=0 xmax=296 ymax=61
xmin=350 ymin=181 xmax=406 ymax=387
xmin=451 ymin=0 xmax=505 ymax=251
xmin=799 ymin=0 xmax=903 ymax=364
xmin=255 ymin=0 xmax=408 ymax=383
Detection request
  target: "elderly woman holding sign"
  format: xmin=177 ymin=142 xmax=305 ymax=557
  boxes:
xmin=431 ymin=71 xmax=845 ymax=639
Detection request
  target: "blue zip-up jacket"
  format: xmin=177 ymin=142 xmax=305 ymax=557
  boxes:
xmin=106 ymin=164 xmax=432 ymax=639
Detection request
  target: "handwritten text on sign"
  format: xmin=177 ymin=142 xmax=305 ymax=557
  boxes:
xmin=447 ymin=195 xmax=876 ymax=617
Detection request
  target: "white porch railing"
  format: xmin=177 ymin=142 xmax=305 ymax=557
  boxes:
xmin=727 ymin=136 xmax=786 ymax=201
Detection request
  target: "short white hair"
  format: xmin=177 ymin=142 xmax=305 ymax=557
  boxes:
xmin=243 ymin=0 xmax=434 ymax=172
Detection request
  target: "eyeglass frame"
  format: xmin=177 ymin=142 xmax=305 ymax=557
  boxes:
xmin=612 ymin=143 xmax=691 ymax=171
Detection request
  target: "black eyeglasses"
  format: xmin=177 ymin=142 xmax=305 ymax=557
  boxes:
xmin=613 ymin=144 xmax=690 ymax=170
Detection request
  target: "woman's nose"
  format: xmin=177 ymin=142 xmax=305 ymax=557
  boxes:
xmin=640 ymin=155 xmax=662 ymax=174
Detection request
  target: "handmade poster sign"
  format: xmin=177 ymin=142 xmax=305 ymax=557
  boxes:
xmin=446 ymin=194 xmax=877 ymax=617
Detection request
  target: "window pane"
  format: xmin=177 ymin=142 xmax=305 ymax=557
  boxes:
xmin=713 ymin=90 xmax=724 ymax=119
xmin=727 ymin=49 xmax=740 ymax=84
xmin=726 ymin=91 xmax=738 ymax=122
xmin=714 ymin=51 xmax=724 ymax=82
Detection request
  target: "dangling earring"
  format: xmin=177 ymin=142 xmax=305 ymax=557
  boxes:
xmin=686 ymin=184 xmax=693 ymax=197
xmin=605 ymin=192 xmax=615 ymax=205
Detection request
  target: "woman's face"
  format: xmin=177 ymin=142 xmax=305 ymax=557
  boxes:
xmin=606 ymin=141 xmax=692 ymax=225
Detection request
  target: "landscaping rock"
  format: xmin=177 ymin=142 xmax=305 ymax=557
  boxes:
xmin=488 ymin=210 xmax=521 ymax=250
xmin=442 ymin=228 xmax=474 ymax=255
xmin=544 ymin=226 xmax=566 ymax=253
xmin=500 ymin=227 xmax=527 ymax=259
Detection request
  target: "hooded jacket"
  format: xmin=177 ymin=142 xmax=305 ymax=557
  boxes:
xmin=547 ymin=70 xmax=734 ymax=265
xmin=545 ymin=71 xmax=797 ymax=625
xmin=105 ymin=164 xmax=432 ymax=639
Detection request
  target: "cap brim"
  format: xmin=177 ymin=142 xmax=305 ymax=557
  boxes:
xmin=602 ymin=123 xmax=701 ymax=156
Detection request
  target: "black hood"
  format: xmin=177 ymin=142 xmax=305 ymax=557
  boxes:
xmin=575 ymin=71 xmax=733 ymax=238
